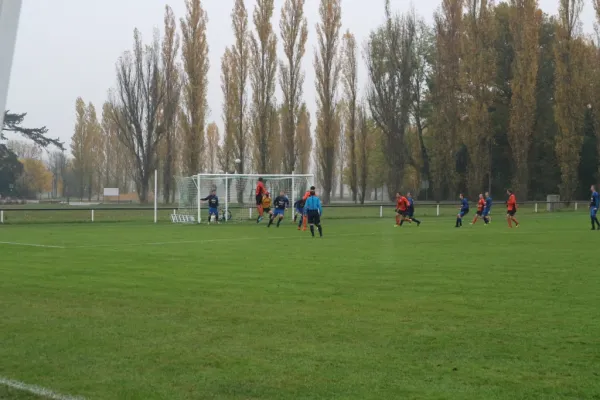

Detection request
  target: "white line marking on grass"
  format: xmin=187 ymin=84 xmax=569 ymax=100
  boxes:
xmin=0 ymin=241 xmax=66 ymax=249
xmin=0 ymin=376 xmax=85 ymax=400
xmin=72 ymin=232 xmax=377 ymax=249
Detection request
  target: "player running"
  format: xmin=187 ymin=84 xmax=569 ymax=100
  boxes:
xmin=483 ymin=191 xmax=492 ymax=224
xmin=471 ymin=193 xmax=486 ymax=225
xmin=455 ymin=193 xmax=469 ymax=228
xmin=255 ymin=177 xmax=267 ymax=222
xmin=506 ymin=189 xmax=519 ymax=228
xmin=406 ymin=192 xmax=421 ymax=226
xmin=294 ymin=198 xmax=305 ymax=230
xmin=304 ymin=190 xmax=323 ymax=237
xmin=301 ymin=186 xmax=316 ymax=231
xmin=201 ymin=189 xmax=219 ymax=224
xmin=268 ymin=191 xmax=290 ymax=228
xmin=590 ymin=185 xmax=599 ymax=230
xmin=394 ymin=192 xmax=411 ymax=227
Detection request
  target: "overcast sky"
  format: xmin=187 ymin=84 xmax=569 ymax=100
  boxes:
xmin=5 ymin=0 xmax=597 ymax=155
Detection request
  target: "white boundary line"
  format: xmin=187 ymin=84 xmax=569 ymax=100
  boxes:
xmin=0 ymin=376 xmax=85 ymax=400
xmin=71 ymin=232 xmax=377 ymax=249
xmin=0 ymin=241 xmax=66 ymax=248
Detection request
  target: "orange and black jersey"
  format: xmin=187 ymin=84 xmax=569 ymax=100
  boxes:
xmin=396 ymin=196 xmax=409 ymax=212
xmin=477 ymin=198 xmax=486 ymax=212
xmin=256 ymin=181 xmax=266 ymax=196
xmin=507 ymin=194 xmax=517 ymax=211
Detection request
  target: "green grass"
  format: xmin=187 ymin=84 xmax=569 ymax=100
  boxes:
xmin=1 ymin=214 xmax=600 ymax=399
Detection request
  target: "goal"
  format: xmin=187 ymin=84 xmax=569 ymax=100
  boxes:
xmin=174 ymin=173 xmax=314 ymax=223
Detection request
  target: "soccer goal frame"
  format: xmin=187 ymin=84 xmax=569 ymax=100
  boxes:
xmin=174 ymin=172 xmax=314 ymax=224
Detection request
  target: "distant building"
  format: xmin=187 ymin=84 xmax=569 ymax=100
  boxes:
xmin=0 ymin=0 xmax=23 ymax=128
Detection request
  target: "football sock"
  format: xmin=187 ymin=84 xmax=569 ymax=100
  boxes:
xmin=456 ymin=217 xmax=461 ymax=227
xmin=483 ymin=217 xmax=489 ymax=224
xmin=317 ymin=224 xmax=323 ymax=237
xmin=592 ymin=217 xmax=596 ymax=229
xmin=594 ymin=217 xmax=600 ymax=228
xmin=277 ymin=218 xmax=282 ymax=227
xmin=412 ymin=218 xmax=421 ymax=224
xmin=303 ymin=215 xmax=307 ymax=228
xmin=310 ymin=225 xmax=315 ymax=237
xmin=396 ymin=215 xmax=400 ymax=225
xmin=294 ymin=214 xmax=298 ymax=222
xmin=298 ymin=218 xmax=303 ymax=228
xmin=267 ymin=216 xmax=273 ymax=227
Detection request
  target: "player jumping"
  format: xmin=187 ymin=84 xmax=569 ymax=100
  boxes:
xmin=471 ymin=193 xmax=486 ymax=225
xmin=456 ymin=193 xmax=469 ymax=228
xmin=255 ymin=177 xmax=267 ymax=223
xmin=394 ymin=192 xmax=411 ymax=227
xmin=483 ymin=191 xmax=492 ymax=224
xmin=201 ymin=189 xmax=219 ymax=224
xmin=590 ymin=185 xmax=599 ymax=230
xmin=268 ymin=191 xmax=290 ymax=228
xmin=506 ymin=189 xmax=519 ymax=228
xmin=406 ymin=192 xmax=421 ymax=226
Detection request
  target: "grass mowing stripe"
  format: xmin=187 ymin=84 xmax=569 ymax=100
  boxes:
xmin=0 ymin=242 xmax=66 ymax=249
xmin=0 ymin=377 xmax=85 ymax=400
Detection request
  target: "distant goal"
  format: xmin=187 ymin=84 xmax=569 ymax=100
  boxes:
xmin=174 ymin=173 xmax=314 ymax=223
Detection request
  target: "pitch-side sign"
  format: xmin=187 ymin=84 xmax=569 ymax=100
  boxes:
xmin=103 ymin=188 xmax=119 ymax=197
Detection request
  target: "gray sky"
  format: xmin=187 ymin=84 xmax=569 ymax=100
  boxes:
xmin=5 ymin=0 xmax=597 ymax=155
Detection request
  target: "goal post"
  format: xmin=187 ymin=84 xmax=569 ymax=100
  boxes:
xmin=174 ymin=173 xmax=314 ymax=223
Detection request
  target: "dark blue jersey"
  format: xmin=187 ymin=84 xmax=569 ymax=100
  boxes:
xmin=201 ymin=194 xmax=219 ymax=208
xmin=408 ymin=197 xmax=415 ymax=210
xmin=461 ymin=198 xmax=469 ymax=211
xmin=591 ymin=192 xmax=599 ymax=208
xmin=294 ymin=199 xmax=305 ymax=210
xmin=485 ymin=196 xmax=492 ymax=209
xmin=274 ymin=195 xmax=290 ymax=210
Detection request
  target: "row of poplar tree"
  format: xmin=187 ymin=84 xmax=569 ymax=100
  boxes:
xmin=70 ymin=0 xmax=600 ymax=204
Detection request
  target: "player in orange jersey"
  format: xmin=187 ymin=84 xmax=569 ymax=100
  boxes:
xmin=506 ymin=189 xmax=519 ymax=228
xmin=394 ymin=192 xmax=411 ymax=227
xmin=255 ymin=177 xmax=267 ymax=223
xmin=471 ymin=193 xmax=486 ymax=225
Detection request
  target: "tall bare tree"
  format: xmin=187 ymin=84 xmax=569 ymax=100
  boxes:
xmin=279 ymin=0 xmax=308 ymax=173
xmin=219 ymin=47 xmax=237 ymax=174
xmin=206 ymin=122 xmax=219 ymax=172
xmin=231 ymin=0 xmax=250 ymax=181
xmin=250 ymin=0 xmax=278 ymax=173
xmin=314 ymin=0 xmax=342 ymax=204
xmin=554 ymin=0 xmax=586 ymax=201
xmin=460 ymin=0 xmax=496 ymax=197
xmin=71 ymin=98 xmax=89 ymax=199
xmin=366 ymin=2 xmax=416 ymax=198
xmin=162 ymin=5 xmax=181 ymax=202
xmin=86 ymin=102 xmax=103 ymax=200
xmin=47 ymin=151 xmax=67 ymax=198
xmin=357 ymin=106 xmax=369 ymax=204
xmin=296 ymin=103 xmax=312 ymax=174
xmin=180 ymin=0 xmax=209 ymax=175
xmin=110 ymin=29 xmax=166 ymax=203
xmin=430 ymin=0 xmax=463 ymax=200
xmin=341 ymin=31 xmax=358 ymax=202
xmin=508 ymin=0 xmax=541 ymax=199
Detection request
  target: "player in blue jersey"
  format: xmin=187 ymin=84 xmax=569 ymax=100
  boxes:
xmin=406 ymin=192 xmax=421 ymax=226
xmin=590 ymin=185 xmax=600 ymax=230
xmin=456 ymin=193 xmax=469 ymax=228
xmin=293 ymin=198 xmax=305 ymax=229
xmin=201 ymin=189 xmax=219 ymax=224
xmin=483 ymin=191 xmax=492 ymax=224
xmin=304 ymin=190 xmax=323 ymax=237
xmin=268 ymin=191 xmax=290 ymax=228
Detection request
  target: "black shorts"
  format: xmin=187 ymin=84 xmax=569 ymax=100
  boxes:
xmin=476 ymin=210 xmax=483 ymax=216
xmin=396 ymin=209 xmax=408 ymax=217
xmin=256 ymin=194 xmax=263 ymax=205
xmin=507 ymin=209 xmax=516 ymax=216
xmin=263 ymin=208 xmax=270 ymax=214
xmin=307 ymin=210 xmax=321 ymax=224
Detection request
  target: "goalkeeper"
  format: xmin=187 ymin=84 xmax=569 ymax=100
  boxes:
xmin=268 ymin=191 xmax=290 ymax=228
xmin=201 ymin=189 xmax=219 ymax=224
xmin=258 ymin=193 xmax=272 ymax=223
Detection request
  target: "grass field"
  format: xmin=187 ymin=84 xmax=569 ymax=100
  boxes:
xmin=1 ymin=212 xmax=600 ymax=400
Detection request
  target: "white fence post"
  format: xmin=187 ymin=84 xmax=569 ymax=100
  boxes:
xmin=0 ymin=210 xmax=3 ymax=224
xmin=535 ymin=203 xmax=538 ymax=213
xmin=154 ymin=169 xmax=158 ymax=223
xmin=379 ymin=205 xmax=383 ymax=218
xmin=91 ymin=209 xmax=94 ymax=222
xmin=574 ymin=202 xmax=578 ymax=211
xmin=436 ymin=204 xmax=440 ymax=216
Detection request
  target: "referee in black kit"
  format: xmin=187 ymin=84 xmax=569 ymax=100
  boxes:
xmin=303 ymin=190 xmax=323 ymax=238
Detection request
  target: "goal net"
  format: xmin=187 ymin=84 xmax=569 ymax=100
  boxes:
xmin=174 ymin=173 xmax=314 ymax=223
